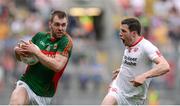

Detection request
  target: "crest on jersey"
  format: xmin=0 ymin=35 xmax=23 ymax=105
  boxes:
xmin=134 ymin=47 xmax=138 ymax=52
xmin=53 ymin=43 xmax=58 ymax=49
xmin=128 ymin=47 xmax=138 ymax=53
xmin=128 ymin=48 xmax=132 ymax=53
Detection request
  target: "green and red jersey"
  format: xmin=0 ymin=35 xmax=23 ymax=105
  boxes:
xmin=20 ymin=32 xmax=73 ymax=97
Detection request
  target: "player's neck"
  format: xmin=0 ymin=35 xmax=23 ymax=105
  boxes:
xmin=129 ymin=35 xmax=143 ymax=47
xmin=50 ymin=33 xmax=60 ymax=42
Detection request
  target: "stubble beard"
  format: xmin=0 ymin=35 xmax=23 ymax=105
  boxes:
xmin=52 ymin=30 xmax=64 ymax=39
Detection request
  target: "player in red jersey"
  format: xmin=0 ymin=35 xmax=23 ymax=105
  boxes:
xmin=9 ymin=10 xmax=73 ymax=105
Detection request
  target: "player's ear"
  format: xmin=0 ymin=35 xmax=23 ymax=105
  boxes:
xmin=132 ymin=31 xmax=137 ymax=36
xmin=132 ymin=31 xmax=136 ymax=35
xmin=48 ymin=21 xmax=52 ymax=29
xmin=131 ymin=31 xmax=136 ymax=38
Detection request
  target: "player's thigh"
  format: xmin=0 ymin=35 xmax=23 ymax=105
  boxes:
xmin=9 ymin=86 xmax=29 ymax=105
xmin=101 ymin=94 xmax=118 ymax=105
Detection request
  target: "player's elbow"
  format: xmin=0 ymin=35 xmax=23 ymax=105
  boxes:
xmin=53 ymin=63 xmax=66 ymax=72
xmin=163 ymin=62 xmax=170 ymax=74
xmin=54 ymin=66 xmax=63 ymax=72
xmin=53 ymin=58 xmax=68 ymax=72
xmin=166 ymin=64 xmax=170 ymax=73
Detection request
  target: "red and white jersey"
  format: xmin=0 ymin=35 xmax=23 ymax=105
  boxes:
xmin=115 ymin=36 xmax=161 ymax=100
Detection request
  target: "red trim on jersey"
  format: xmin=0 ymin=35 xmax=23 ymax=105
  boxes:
xmin=108 ymin=87 xmax=118 ymax=94
xmin=41 ymin=49 xmax=70 ymax=90
xmin=130 ymin=36 xmax=144 ymax=47
xmin=41 ymin=50 xmax=56 ymax=55
xmin=24 ymin=65 xmax=30 ymax=74
xmin=50 ymin=37 xmax=57 ymax=42
xmin=41 ymin=50 xmax=66 ymax=58
xmin=61 ymin=33 xmax=73 ymax=57
xmin=52 ymin=61 xmax=68 ymax=91
xmin=156 ymin=51 xmax=162 ymax=57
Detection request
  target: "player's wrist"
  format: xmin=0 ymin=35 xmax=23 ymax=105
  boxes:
xmin=142 ymin=73 xmax=149 ymax=79
xmin=33 ymin=45 xmax=41 ymax=55
xmin=34 ymin=50 xmax=40 ymax=56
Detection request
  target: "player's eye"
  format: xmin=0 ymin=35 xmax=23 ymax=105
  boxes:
xmin=54 ymin=23 xmax=60 ymax=26
xmin=61 ymin=23 xmax=66 ymax=27
xmin=120 ymin=29 xmax=126 ymax=33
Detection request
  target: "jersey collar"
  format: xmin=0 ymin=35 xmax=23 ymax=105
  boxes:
xmin=50 ymin=36 xmax=57 ymax=42
xmin=129 ymin=36 xmax=144 ymax=47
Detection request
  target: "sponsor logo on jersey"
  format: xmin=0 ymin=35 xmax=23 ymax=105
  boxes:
xmin=123 ymin=56 xmax=137 ymax=66
xmin=40 ymin=41 xmax=45 ymax=46
xmin=134 ymin=47 xmax=138 ymax=52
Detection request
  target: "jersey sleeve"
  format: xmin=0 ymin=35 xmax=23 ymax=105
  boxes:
xmin=143 ymin=40 xmax=162 ymax=61
xmin=31 ymin=32 xmax=41 ymax=44
xmin=57 ymin=37 xmax=73 ymax=58
xmin=31 ymin=32 xmax=46 ymax=44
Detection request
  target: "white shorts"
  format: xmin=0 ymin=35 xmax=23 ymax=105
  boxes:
xmin=16 ymin=80 xmax=53 ymax=105
xmin=107 ymin=80 xmax=145 ymax=105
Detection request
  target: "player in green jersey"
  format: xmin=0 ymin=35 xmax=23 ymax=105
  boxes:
xmin=9 ymin=10 xmax=73 ymax=105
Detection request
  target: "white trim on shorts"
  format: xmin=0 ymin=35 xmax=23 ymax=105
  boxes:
xmin=16 ymin=80 xmax=53 ymax=105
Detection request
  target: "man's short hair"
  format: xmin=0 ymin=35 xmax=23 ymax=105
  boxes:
xmin=50 ymin=10 xmax=67 ymax=22
xmin=121 ymin=18 xmax=141 ymax=35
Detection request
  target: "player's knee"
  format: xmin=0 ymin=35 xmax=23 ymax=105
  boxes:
xmin=101 ymin=95 xmax=118 ymax=105
xmin=9 ymin=92 xmax=21 ymax=105
xmin=9 ymin=96 xmax=20 ymax=105
xmin=9 ymin=87 xmax=29 ymax=105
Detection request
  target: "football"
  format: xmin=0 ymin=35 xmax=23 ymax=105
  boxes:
xmin=19 ymin=41 xmax=40 ymax=65
xmin=20 ymin=54 xmax=39 ymax=65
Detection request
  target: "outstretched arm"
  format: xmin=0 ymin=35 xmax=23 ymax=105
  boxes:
xmin=131 ymin=56 xmax=170 ymax=87
xmin=143 ymin=56 xmax=170 ymax=78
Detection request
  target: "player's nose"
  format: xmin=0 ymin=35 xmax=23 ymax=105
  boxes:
xmin=58 ymin=25 xmax=63 ymax=30
xmin=119 ymin=32 xmax=123 ymax=38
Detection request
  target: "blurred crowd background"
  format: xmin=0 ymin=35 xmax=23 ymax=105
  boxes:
xmin=0 ymin=0 xmax=180 ymax=105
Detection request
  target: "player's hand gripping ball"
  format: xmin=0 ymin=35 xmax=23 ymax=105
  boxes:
xmin=18 ymin=41 xmax=39 ymax=65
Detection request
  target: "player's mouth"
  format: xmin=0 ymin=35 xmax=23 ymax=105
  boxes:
xmin=122 ymin=39 xmax=125 ymax=43
xmin=57 ymin=31 xmax=63 ymax=34
xmin=54 ymin=32 xmax=64 ymax=38
xmin=56 ymin=31 xmax=64 ymax=36
xmin=120 ymin=37 xmax=125 ymax=43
